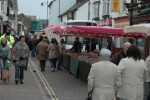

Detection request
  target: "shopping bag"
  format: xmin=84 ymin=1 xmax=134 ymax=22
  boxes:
xmin=5 ymin=60 xmax=11 ymax=69
xmin=2 ymin=70 xmax=10 ymax=81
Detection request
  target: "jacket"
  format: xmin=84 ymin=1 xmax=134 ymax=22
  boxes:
xmin=12 ymin=42 xmax=29 ymax=67
xmin=36 ymin=41 xmax=48 ymax=60
xmin=0 ymin=44 xmax=10 ymax=59
xmin=88 ymin=60 xmax=121 ymax=100
xmin=145 ymin=56 xmax=150 ymax=82
xmin=117 ymin=58 xmax=148 ymax=100
xmin=111 ymin=50 xmax=126 ymax=65
xmin=47 ymin=43 xmax=60 ymax=59
xmin=0 ymin=34 xmax=15 ymax=48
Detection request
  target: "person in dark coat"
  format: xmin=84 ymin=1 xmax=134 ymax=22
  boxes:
xmin=85 ymin=39 xmax=96 ymax=52
xmin=70 ymin=37 xmax=82 ymax=53
xmin=111 ymin=42 xmax=132 ymax=65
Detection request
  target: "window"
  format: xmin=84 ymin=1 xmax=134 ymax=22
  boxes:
xmin=1 ymin=2 xmax=4 ymax=11
xmin=121 ymin=0 xmax=126 ymax=12
xmin=93 ymin=2 xmax=100 ymax=18
xmin=102 ymin=0 xmax=110 ymax=15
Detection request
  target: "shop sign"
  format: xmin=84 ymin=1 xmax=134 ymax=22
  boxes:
xmin=112 ymin=0 xmax=120 ymax=12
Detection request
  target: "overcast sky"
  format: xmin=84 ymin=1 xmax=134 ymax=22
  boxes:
xmin=18 ymin=0 xmax=52 ymax=19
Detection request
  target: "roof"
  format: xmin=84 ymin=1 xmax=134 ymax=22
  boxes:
xmin=59 ymin=0 xmax=89 ymax=17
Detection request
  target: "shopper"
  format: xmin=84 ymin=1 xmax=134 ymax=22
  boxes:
xmin=88 ymin=48 xmax=121 ymax=100
xmin=0 ymin=38 xmax=10 ymax=80
xmin=12 ymin=35 xmax=29 ymax=84
xmin=57 ymin=38 xmax=65 ymax=70
xmin=36 ymin=37 xmax=48 ymax=72
xmin=111 ymin=42 xmax=132 ymax=65
xmin=117 ymin=45 xmax=148 ymax=100
xmin=47 ymin=38 xmax=60 ymax=72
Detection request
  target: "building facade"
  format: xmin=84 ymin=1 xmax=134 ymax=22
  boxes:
xmin=48 ymin=0 xmax=76 ymax=26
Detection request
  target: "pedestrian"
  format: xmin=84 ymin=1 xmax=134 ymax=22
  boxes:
xmin=111 ymin=42 xmax=132 ymax=65
xmin=31 ymin=34 xmax=38 ymax=57
xmin=70 ymin=37 xmax=82 ymax=53
xmin=57 ymin=38 xmax=65 ymax=70
xmin=88 ymin=48 xmax=121 ymax=100
xmin=117 ymin=45 xmax=148 ymax=100
xmin=36 ymin=37 xmax=48 ymax=72
xmin=0 ymin=38 xmax=10 ymax=80
xmin=12 ymin=35 xmax=29 ymax=84
xmin=47 ymin=38 xmax=60 ymax=72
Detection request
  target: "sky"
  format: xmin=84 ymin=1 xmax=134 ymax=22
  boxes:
xmin=18 ymin=0 xmax=52 ymax=19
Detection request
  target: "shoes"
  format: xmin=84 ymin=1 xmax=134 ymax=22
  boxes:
xmin=20 ymin=80 xmax=24 ymax=84
xmin=15 ymin=80 xmax=18 ymax=84
xmin=51 ymin=68 xmax=55 ymax=72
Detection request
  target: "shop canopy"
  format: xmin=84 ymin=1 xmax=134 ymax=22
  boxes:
xmin=66 ymin=26 xmax=124 ymax=37
xmin=53 ymin=25 xmax=144 ymax=38
xmin=124 ymin=24 xmax=150 ymax=38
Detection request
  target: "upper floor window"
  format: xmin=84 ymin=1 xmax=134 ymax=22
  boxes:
xmin=1 ymin=2 xmax=4 ymax=11
xmin=102 ymin=0 xmax=110 ymax=15
xmin=93 ymin=1 xmax=100 ymax=18
xmin=121 ymin=0 xmax=127 ymax=13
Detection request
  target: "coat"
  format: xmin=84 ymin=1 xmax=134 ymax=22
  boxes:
xmin=0 ymin=44 xmax=10 ymax=59
xmin=47 ymin=43 xmax=60 ymax=59
xmin=12 ymin=42 xmax=29 ymax=67
xmin=111 ymin=50 xmax=126 ymax=65
xmin=36 ymin=41 xmax=48 ymax=60
xmin=88 ymin=60 xmax=121 ymax=100
xmin=117 ymin=57 xmax=148 ymax=100
xmin=145 ymin=55 xmax=150 ymax=82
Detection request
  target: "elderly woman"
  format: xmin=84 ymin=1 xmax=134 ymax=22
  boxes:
xmin=0 ymin=38 xmax=10 ymax=80
xmin=88 ymin=48 xmax=121 ymax=100
xmin=117 ymin=45 xmax=148 ymax=100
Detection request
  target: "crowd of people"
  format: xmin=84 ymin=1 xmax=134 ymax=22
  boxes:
xmin=1 ymin=31 xmax=150 ymax=100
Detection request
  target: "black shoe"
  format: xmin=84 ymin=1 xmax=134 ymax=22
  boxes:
xmin=15 ymin=80 xmax=18 ymax=84
xmin=20 ymin=81 xmax=24 ymax=84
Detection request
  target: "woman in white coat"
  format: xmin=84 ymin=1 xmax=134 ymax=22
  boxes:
xmin=88 ymin=48 xmax=121 ymax=100
xmin=117 ymin=45 xmax=148 ymax=100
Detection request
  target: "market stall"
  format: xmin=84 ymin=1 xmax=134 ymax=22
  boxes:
xmin=53 ymin=25 xmax=125 ymax=83
xmin=124 ymin=24 xmax=150 ymax=59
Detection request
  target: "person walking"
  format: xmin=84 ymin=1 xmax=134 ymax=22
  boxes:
xmin=88 ymin=48 xmax=121 ymax=100
xmin=36 ymin=37 xmax=48 ymax=72
xmin=117 ymin=45 xmax=148 ymax=100
xmin=47 ymin=38 xmax=60 ymax=72
xmin=12 ymin=36 xmax=29 ymax=84
xmin=0 ymin=38 xmax=10 ymax=80
xmin=111 ymin=42 xmax=132 ymax=65
xmin=57 ymin=38 xmax=65 ymax=70
xmin=31 ymin=34 xmax=38 ymax=57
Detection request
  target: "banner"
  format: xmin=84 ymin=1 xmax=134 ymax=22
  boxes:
xmin=112 ymin=0 xmax=120 ymax=12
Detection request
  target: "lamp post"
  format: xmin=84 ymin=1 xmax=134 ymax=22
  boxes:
xmin=41 ymin=0 xmax=49 ymax=27
xmin=130 ymin=0 xmax=134 ymax=26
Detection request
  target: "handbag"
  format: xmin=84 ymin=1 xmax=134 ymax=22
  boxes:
xmin=85 ymin=88 xmax=94 ymax=100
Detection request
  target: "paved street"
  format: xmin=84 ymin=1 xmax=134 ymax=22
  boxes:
xmin=31 ymin=56 xmax=88 ymax=100
xmin=0 ymin=56 xmax=88 ymax=100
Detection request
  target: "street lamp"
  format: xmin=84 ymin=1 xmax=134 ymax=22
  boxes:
xmin=41 ymin=0 xmax=49 ymax=27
